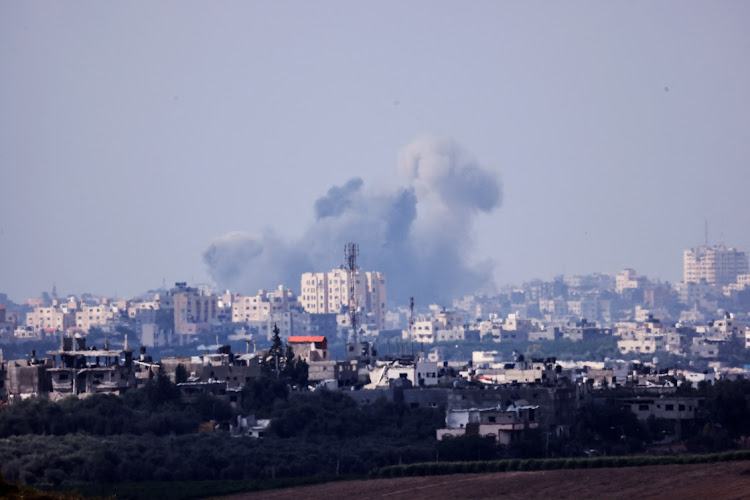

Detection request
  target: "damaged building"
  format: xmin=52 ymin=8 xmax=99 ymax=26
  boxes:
xmin=45 ymin=334 xmax=135 ymax=400
xmin=436 ymin=403 xmax=540 ymax=446
xmin=4 ymin=350 xmax=52 ymax=402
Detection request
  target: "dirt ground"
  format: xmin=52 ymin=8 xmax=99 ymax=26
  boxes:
xmin=220 ymin=461 xmax=750 ymax=500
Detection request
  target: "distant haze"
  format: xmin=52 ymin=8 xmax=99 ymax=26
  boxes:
xmin=2 ymin=3 xmax=749 ymax=302
xmin=204 ymin=134 xmax=501 ymax=305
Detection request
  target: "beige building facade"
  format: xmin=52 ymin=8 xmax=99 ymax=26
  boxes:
xmin=75 ymin=304 xmax=119 ymax=333
xmin=683 ymin=245 xmax=748 ymax=288
xmin=231 ymin=287 xmax=301 ymax=323
xmin=172 ymin=284 xmax=218 ymax=335
xmin=300 ymin=269 xmax=386 ymax=329
xmin=25 ymin=303 xmax=76 ymax=333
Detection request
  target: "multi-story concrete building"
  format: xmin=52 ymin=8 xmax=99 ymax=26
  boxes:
xmin=25 ymin=302 xmax=76 ymax=334
xmin=0 ymin=305 xmax=16 ymax=341
xmin=161 ymin=348 xmax=261 ymax=389
xmin=75 ymin=303 xmax=120 ymax=333
xmin=288 ymin=336 xmax=330 ymax=362
xmin=410 ymin=319 xmax=439 ymax=344
xmin=723 ymin=273 xmax=750 ymax=295
xmin=539 ymin=298 xmax=568 ymax=317
xmin=566 ymin=295 xmax=599 ymax=322
xmin=171 ymin=283 xmax=218 ymax=335
xmin=300 ymin=269 xmax=386 ymax=330
xmin=616 ymin=268 xmax=647 ymax=294
xmin=229 ymin=286 xmax=310 ymax=339
xmin=619 ymin=396 xmax=702 ymax=421
xmin=46 ymin=335 xmax=135 ymax=400
xmin=436 ymin=404 xmax=540 ymax=446
xmin=616 ymin=316 xmax=684 ymax=356
xmin=683 ymin=245 xmax=748 ymax=288
xmin=252 ymin=309 xmax=311 ymax=340
xmin=231 ymin=287 xmax=301 ymax=323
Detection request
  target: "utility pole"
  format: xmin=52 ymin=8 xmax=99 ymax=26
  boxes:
xmin=409 ymin=296 xmax=415 ymax=342
xmin=345 ymin=242 xmax=359 ymax=348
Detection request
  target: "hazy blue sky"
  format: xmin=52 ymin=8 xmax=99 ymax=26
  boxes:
xmin=2 ymin=2 xmax=749 ymax=303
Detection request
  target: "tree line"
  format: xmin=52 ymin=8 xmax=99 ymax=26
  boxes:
xmin=1 ymin=371 xmax=749 ymax=492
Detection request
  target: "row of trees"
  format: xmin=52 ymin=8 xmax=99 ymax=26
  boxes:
xmin=0 ymin=376 xmax=233 ymax=438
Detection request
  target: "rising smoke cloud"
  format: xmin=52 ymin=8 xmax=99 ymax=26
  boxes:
xmin=203 ymin=134 xmax=502 ymax=305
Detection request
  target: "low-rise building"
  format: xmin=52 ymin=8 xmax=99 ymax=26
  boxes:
xmin=4 ymin=352 xmax=52 ymax=401
xmin=364 ymin=357 xmax=439 ymax=388
xmin=620 ymin=396 xmax=702 ymax=421
xmin=473 ymin=357 xmax=560 ymax=385
xmin=307 ymin=359 xmax=358 ymax=387
xmin=288 ymin=336 xmax=330 ymax=362
xmin=436 ymin=403 xmax=539 ymax=445
xmin=161 ymin=347 xmax=261 ymax=389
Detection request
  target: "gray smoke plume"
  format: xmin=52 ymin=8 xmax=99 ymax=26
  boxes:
xmin=204 ymin=134 xmax=502 ymax=305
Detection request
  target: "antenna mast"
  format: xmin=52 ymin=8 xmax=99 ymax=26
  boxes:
xmin=409 ymin=296 xmax=415 ymax=341
xmin=345 ymin=242 xmax=359 ymax=347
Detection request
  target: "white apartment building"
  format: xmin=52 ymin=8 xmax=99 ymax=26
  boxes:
xmin=617 ymin=332 xmax=666 ymax=356
xmin=26 ymin=303 xmax=76 ymax=333
xmin=723 ymin=274 xmax=750 ymax=295
xmin=616 ymin=268 xmax=647 ymax=294
xmin=231 ymin=286 xmax=301 ymax=323
xmin=410 ymin=319 xmax=438 ymax=344
xmin=300 ymin=269 xmax=386 ymax=330
xmin=228 ymin=287 xmax=309 ymax=339
xmin=75 ymin=304 xmax=119 ymax=333
xmin=684 ymin=245 xmax=749 ymax=288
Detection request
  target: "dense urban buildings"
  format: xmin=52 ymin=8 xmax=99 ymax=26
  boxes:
xmin=683 ymin=245 xmax=749 ymax=287
xmin=3 ymin=241 xmax=750 ymax=494
xmin=299 ymin=268 xmax=387 ymax=330
xmin=4 ymin=241 xmax=750 ymax=402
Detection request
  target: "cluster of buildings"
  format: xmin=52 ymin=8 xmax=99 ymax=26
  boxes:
xmin=1 ymin=325 xmax=722 ymax=451
xmin=0 ymin=243 xmax=749 ymax=382
xmin=1 ymin=267 xmax=387 ymax=347
xmin=395 ymin=244 xmax=750 ymax=360
xmin=2 ymin=243 xmax=750 ymax=446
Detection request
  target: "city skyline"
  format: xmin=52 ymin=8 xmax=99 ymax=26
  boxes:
xmin=2 ymin=2 xmax=750 ymax=302
xmin=4 ymin=241 xmax=748 ymax=306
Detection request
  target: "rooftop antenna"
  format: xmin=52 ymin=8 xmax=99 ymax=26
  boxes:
xmin=409 ymin=296 xmax=415 ymax=340
xmin=345 ymin=242 xmax=359 ymax=349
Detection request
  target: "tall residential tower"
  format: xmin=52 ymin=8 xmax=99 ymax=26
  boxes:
xmin=683 ymin=245 xmax=748 ymax=288
xmin=299 ymin=269 xmax=386 ymax=330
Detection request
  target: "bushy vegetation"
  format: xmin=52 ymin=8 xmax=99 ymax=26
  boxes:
xmin=370 ymin=450 xmax=750 ymax=478
xmin=0 ymin=376 xmax=214 ymax=438
xmin=0 ymin=472 xmax=87 ymax=500
xmin=0 ymin=377 xmax=444 ymax=490
xmin=2 ymin=370 xmax=750 ymax=493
